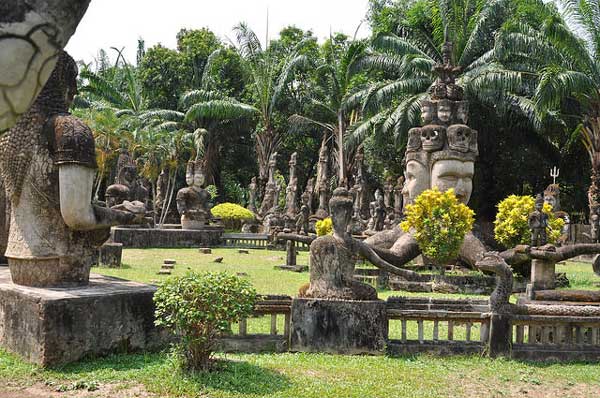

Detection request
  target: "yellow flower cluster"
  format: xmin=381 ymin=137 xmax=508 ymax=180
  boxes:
xmin=494 ymin=195 xmax=564 ymax=248
xmin=316 ymin=217 xmax=333 ymax=236
xmin=401 ymin=188 xmax=475 ymax=264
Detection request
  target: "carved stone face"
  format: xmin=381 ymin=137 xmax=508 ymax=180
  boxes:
xmin=431 ymin=160 xmax=474 ymax=204
xmin=420 ymin=125 xmax=446 ymax=152
xmin=407 ymin=127 xmax=422 ymax=152
xmin=403 ymin=160 xmax=430 ymax=205
xmin=447 ymin=124 xmax=474 ymax=153
xmin=438 ymin=99 xmax=452 ymax=124
xmin=420 ymin=100 xmax=436 ymax=124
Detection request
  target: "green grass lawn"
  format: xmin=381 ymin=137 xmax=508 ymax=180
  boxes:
xmin=1 ymin=248 xmax=600 ymax=397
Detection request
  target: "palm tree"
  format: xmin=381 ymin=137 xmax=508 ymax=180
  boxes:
xmin=288 ymin=36 xmax=368 ymax=186
xmin=350 ymin=0 xmax=518 ymax=145
xmin=142 ymin=49 xmax=259 ymax=187
xmin=493 ymin=0 xmax=600 ymax=211
xmin=232 ymin=22 xmax=310 ymax=188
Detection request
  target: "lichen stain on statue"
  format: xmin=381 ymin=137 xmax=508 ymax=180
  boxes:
xmin=0 ymin=51 xmax=139 ymax=288
xmin=302 ymin=188 xmax=377 ymax=300
xmin=0 ymin=0 xmax=91 ymax=132
xmin=176 ymin=159 xmax=214 ymax=230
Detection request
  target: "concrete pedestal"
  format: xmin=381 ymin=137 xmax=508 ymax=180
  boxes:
xmin=531 ymin=258 xmax=556 ymax=290
xmin=98 ymin=242 xmax=123 ymax=267
xmin=290 ymin=298 xmax=387 ymax=355
xmin=0 ymin=269 xmax=167 ymax=366
xmin=111 ymin=225 xmax=224 ymax=248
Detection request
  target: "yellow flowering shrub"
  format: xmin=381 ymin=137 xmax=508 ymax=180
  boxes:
xmin=494 ymin=195 xmax=564 ymax=248
xmin=401 ymin=188 xmax=475 ymax=264
xmin=316 ymin=217 xmax=333 ymax=236
xmin=211 ymin=203 xmax=255 ymax=231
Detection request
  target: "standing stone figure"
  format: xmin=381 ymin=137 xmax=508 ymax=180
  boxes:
xmin=313 ymin=142 xmax=330 ymax=220
xmin=373 ymin=190 xmax=386 ymax=231
xmin=591 ymin=206 xmax=600 ymax=243
xmin=303 ymin=178 xmax=315 ymax=215
xmin=383 ymin=176 xmax=394 ymax=209
xmin=528 ymin=194 xmax=548 ymax=247
xmin=259 ymin=152 xmax=278 ymax=216
xmin=285 ymin=152 xmax=299 ymax=219
xmin=176 ymin=159 xmax=213 ymax=229
xmin=295 ymin=204 xmax=310 ymax=235
xmin=394 ymin=176 xmax=405 ymax=217
xmin=0 ymin=51 xmax=140 ymax=287
xmin=544 ymin=183 xmax=569 ymax=245
xmin=247 ymin=177 xmax=258 ymax=214
xmin=155 ymin=169 xmax=168 ymax=212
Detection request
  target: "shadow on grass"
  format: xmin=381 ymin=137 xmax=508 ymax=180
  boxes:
xmin=167 ymin=358 xmax=291 ymax=395
xmin=46 ymin=352 xmax=290 ymax=396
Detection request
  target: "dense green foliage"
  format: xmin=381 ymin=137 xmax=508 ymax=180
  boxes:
xmin=494 ymin=195 xmax=565 ymax=248
xmin=73 ymin=0 xmax=600 ymax=226
xmin=154 ymin=272 xmax=257 ymax=371
xmin=401 ymin=189 xmax=475 ymax=264
xmin=212 ymin=203 xmax=255 ymax=230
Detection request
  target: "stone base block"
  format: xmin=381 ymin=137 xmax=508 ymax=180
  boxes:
xmin=290 ymin=298 xmax=387 ymax=355
xmin=111 ymin=226 xmax=223 ymax=248
xmin=98 ymin=242 xmax=123 ymax=268
xmin=0 ymin=269 xmax=168 ymax=366
xmin=274 ymin=265 xmax=308 ymax=272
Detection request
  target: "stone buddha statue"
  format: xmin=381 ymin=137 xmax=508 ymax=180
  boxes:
xmin=0 ymin=51 xmax=140 ymax=287
xmin=176 ymin=159 xmax=213 ymax=229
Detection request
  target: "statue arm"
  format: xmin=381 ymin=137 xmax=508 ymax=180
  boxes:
xmin=59 ymin=165 xmax=135 ymax=230
xmin=356 ymin=239 xmax=421 ymax=280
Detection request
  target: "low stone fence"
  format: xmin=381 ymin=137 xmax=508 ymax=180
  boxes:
xmin=218 ymin=295 xmax=292 ymax=353
xmin=509 ymin=314 xmax=600 ymax=361
xmin=219 ymin=295 xmax=600 ymax=362
xmin=220 ymin=233 xmax=310 ymax=251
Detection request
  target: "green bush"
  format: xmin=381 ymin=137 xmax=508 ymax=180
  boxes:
xmin=316 ymin=217 xmax=333 ymax=236
xmin=211 ymin=202 xmax=255 ymax=230
xmin=154 ymin=271 xmax=257 ymax=371
xmin=494 ymin=195 xmax=564 ymax=248
xmin=401 ymin=188 xmax=475 ymax=265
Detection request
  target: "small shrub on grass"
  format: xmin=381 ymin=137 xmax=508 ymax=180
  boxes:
xmin=154 ymin=272 xmax=257 ymax=371
xmin=211 ymin=202 xmax=255 ymax=230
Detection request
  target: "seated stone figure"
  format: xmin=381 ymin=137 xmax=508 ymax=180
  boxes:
xmin=303 ymin=188 xmax=413 ymax=301
xmin=176 ymin=159 xmax=213 ymax=229
xmin=0 ymin=51 xmax=140 ymax=287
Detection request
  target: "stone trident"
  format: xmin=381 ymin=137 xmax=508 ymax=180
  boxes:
xmin=550 ymin=167 xmax=560 ymax=184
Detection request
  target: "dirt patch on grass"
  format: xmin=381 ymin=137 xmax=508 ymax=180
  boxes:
xmin=0 ymin=382 xmax=155 ymax=398
xmin=457 ymin=376 xmax=600 ymax=398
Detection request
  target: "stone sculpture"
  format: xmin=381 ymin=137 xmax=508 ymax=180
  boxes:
xmin=295 ymin=204 xmax=310 ymax=235
xmin=0 ymin=0 xmax=91 ymax=132
xmin=285 ymin=152 xmax=298 ymax=219
xmin=259 ymin=152 xmax=279 ymax=216
xmin=247 ymin=176 xmax=258 ymax=213
xmin=544 ymin=183 xmax=569 ymax=244
xmin=114 ymin=148 xmax=149 ymax=206
xmin=303 ymin=178 xmax=315 ymax=215
xmin=528 ymin=194 xmax=548 ymax=247
xmin=176 ymin=159 xmax=213 ymax=229
xmin=591 ymin=206 xmax=600 ymax=243
xmin=302 ymin=188 xmax=419 ymax=300
xmin=155 ymin=169 xmax=168 ymax=211
xmin=364 ymin=37 xmax=485 ymax=269
xmin=313 ymin=141 xmax=330 ymax=220
xmin=383 ymin=176 xmax=394 ymax=209
xmin=0 ymin=51 xmax=141 ymax=287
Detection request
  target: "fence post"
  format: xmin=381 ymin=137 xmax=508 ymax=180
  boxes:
xmin=488 ymin=313 xmax=511 ymax=358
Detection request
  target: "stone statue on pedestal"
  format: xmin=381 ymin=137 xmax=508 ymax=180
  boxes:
xmin=259 ymin=152 xmax=279 ymax=217
xmin=176 ymin=159 xmax=213 ymax=229
xmin=155 ymin=169 xmax=168 ymax=211
xmin=383 ymin=176 xmax=394 ymax=209
xmin=394 ymin=176 xmax=405 ymax=217
xmin=529 ymin=194 xmax=548 ymax=247
xmin=0 ymin=51 xmax=140 ymax=287
xmin=313 ymin=142 xmax=330 ymax=220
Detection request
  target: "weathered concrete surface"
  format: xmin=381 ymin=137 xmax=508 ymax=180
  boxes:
xmin=111 ymin=226 xmax=223 ymax=248
xmin=290 ymin=298 xmax=387 ymax=355
xmin=0 ymin=269 xmax=168 ymax=366
xmin=97 ymin=242 xmax=123 ymax=268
